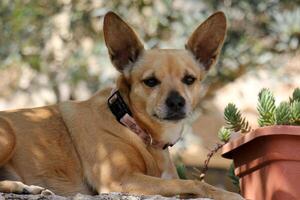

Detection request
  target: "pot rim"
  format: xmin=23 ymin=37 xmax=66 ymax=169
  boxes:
xmin=221 ymin=125 xmax=300 ymax=159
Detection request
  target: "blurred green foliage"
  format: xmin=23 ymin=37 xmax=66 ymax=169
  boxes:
xmin=0 ymin=0 xmax=299 ymax=101
xmin=228 ymin=162 xmax=240 ymax=192
xmin=176 ymin=163 xmax=187 ymax=180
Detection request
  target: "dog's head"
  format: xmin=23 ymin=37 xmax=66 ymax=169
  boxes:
xmin=103 ymin=12 xmax=226 ymax=125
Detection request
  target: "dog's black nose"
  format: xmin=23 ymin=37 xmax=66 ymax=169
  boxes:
xmin=165 ymin=91 xmax=186 ymax=111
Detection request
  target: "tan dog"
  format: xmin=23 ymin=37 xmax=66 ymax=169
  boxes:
xmin=0 ymin=12 xmax=243 ymax=199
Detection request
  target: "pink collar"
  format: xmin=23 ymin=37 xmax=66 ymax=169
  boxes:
xmin=108 ymin=89 xmax=179 ymax=149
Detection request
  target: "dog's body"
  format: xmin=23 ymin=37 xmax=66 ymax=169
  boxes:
xmin=0 ymin=88 xmax=178 ymax=196
xmin=0 ymin=12 xmax=243 ymax=199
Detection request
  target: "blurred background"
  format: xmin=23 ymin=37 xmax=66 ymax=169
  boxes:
xmin=0 ymin=0 xmax=299 ymax=192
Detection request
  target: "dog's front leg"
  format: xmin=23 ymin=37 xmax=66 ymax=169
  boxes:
xmin=0 ymin=180 xmax=53 ymax=195
xmin=117 ymin=173 xmax=244 ymax=200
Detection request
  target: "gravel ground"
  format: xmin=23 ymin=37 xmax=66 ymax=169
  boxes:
xmin=0 ymin=192 xmax=213 ymax=200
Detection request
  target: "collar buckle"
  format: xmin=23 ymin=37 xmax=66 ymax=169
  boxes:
xmin=108 ymin=90 xmax=132 ymax=123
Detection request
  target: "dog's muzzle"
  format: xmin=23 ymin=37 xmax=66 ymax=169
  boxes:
xmin=164 ymin=91 xmax=186 ymax=121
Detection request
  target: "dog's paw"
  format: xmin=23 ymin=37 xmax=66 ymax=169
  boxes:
xmin=41 ymin=189 xmax=55 ymax=196
xmin=22 ymin=185 xmax=43 ymax=194
xmin=22 ymin=185 xmax=54 ymax=195
xmin=8 ymin=181 xmax=54 ymax=195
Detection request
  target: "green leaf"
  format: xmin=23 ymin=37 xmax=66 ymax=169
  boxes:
xmin=257 ymin=88 xmax=276 ymax=127
xmin=290 ymin=88 xmax=300 ymax=103
xmin=228 ymin=163 xmax=240 ymax=191
xmin=176 ymin=164 xmax=187 ymax=180
xmin=224 ymin=103 xmax=251 ymax=133
xmin=290 ymin=101 xmax=300 ymax=125
xmin=218 ymin=126 xmax=231 ymax=142
xmin=275 ymin=102 xmax=291 ymax=125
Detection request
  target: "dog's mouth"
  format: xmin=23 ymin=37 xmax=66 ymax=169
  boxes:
xmin=153 ymin=112 xmax=186 ymax=122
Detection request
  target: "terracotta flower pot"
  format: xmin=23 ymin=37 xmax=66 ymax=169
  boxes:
xmin=221 ymin=125 xmax=300 ymax=200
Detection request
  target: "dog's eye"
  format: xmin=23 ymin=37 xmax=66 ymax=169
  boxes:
xmin=182 ymin=75 xmax=196 ymax=85
xmin=143 ymin=77 xmax=160 ymax=87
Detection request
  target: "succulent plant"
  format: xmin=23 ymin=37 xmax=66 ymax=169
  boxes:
xmin=218 ymin=126 xmax=232 ymax=143
xmin=257 ymin=88 xmax=276 ymax=127
xmin=202 ymin=88 xmax=300 ymax=184
xmin=290 ymin=88 xmax=300 ymax=103
xmin=256 ymin=88 xmax=300 ymax=126
xmin=275 ymin=102 xmax=292 ymax=125
xmin=224 ymin=103 xmax=251 ymax=133
xmin=290 ymin=101 xmax=300 ymax=125
xmin=221 ymin=87 xmax=300 ymax=133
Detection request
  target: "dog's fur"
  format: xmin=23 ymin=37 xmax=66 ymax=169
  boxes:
xmin=0 ymin=12 xmax=243 ymax=199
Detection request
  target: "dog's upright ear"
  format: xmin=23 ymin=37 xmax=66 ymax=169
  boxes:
xmin=103 ymin=12 xmax=144 ymax=73
xmin=186 ymin=11 xmax=227 ymax=71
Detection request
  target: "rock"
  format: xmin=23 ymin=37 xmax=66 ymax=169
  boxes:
xmin=0 ymin=193 xmax=213 ymax=200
